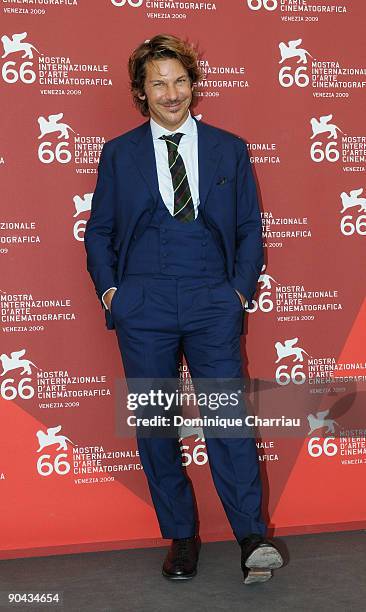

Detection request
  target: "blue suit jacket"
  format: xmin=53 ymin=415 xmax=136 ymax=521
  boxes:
xmin=84 ymin=116 xmax=263 ymax=331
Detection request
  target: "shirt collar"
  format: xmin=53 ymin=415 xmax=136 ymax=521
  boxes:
xmin=150 ymin=111 xmax=196 ymax=141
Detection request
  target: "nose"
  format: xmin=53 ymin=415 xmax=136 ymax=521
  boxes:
xmin=166 ymin=82 xmax=179 ymax=101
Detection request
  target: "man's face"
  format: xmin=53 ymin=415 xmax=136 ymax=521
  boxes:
xmin=138 ymin=58 xmax=193 ymax=131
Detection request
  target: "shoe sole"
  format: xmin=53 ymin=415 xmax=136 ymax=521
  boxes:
xmin=162 ymin=568 xmax=197 ymax=580
xmin=244 ymin=569 xmax=273 ymax=584
xmin=245 ymin=545 xmax=284 ymax=570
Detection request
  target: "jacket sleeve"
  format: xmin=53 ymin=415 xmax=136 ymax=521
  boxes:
xmin=229 ymin=139 xmax=264 ymax=308
xmin=84 ymin=143 xmax=119 ymax=309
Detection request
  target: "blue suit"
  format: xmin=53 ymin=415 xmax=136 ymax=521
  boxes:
xmin=84 ymin=117 xmax=263 ymax=331
xmin=84 ymin=117 xmax=266 ymax=542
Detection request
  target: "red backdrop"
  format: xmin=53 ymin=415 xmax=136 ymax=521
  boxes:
xmin=1 ymin=0 xmax=365 ymax=559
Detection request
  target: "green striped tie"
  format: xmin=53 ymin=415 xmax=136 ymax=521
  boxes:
xmin=159 ymin=132 xmax=195 ymax=223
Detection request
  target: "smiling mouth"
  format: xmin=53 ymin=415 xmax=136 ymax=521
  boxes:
xmin=164 ymin=102 xmax=182 ymax=109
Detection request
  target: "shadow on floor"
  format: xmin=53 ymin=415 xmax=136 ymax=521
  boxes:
xmin=0 ymin=531 xmax=365 ymax=612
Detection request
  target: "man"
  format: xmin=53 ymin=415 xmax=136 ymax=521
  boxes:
xmin=84 ymin=34 xmax=284 ymax=584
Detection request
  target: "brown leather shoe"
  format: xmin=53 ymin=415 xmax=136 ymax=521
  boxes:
xmin=162 ymin=536 xmax=201 ymax=580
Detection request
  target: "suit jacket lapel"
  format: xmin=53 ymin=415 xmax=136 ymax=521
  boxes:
xmin=194 ymin=116 xmax=222 ymax=211
xmin=130 ymin=120 xmax=159 ymax=203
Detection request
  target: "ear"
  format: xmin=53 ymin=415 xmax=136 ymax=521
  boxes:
xmin=137 ymin=92 xmax=146 ymax=101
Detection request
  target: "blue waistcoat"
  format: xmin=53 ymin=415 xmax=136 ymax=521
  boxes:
xmin=124 ymin=194 xmax=227 ymax=279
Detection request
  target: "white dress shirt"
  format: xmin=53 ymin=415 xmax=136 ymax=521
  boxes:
xmin=150 ymin=110 xmax=200 ymax=219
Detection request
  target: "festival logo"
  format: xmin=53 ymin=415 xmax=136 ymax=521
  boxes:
xmin=35 ymin=425 xmax=143 ymax=483
xmin=262 ymin=210 xmax=312 ymax=248
xmin=37 ymin=368 xmax=111 ymax=410
xmin=246 ymin=265 xmax=277 ymax=314
xmin=1 ymin=348 xmax=37 ymax=376
xmin=0 ymin=348 xmax=111 ymax=407
xmin=37 ymin=112 xmax=75 ymax=165
xmin=339 ymin=188 xmax=366 ymax=237
xmin=274 ymin=337 xmax=309 ymax=386
xmin=36 ymin=425 xmax=73 ymax=477
xmin=0 ymin=290 xmax=76 ymax=334
xmin=257 ymin=440 xmax=279 ymax=462
xmin=246 ymin=268 xmax=343 ymax=319
xmin=179 ymin=427 xmax=208 ymax=468
xmin=309 ymin=113 xmax=341 ymax=163
xmin=306 ymin=410 xmax=339 ymax=460
xmin=1 ymin=32 xmax=38 ymax=84
xmin=246 ymin=0 xmax=277 ymax=10
xmin=37 ymin=425 xmax=74 ymax=453
xmin=307 ymin=421 xmax=366 ymax=465
xmin=3 ymin=2 xmax=78 ymax=17
xmin=309 ymin=113 xmax=366 ymax=172
xmin=110 ymin=0 xmax=144 ymax=6
xmin=247 ymin=142 xmax=281 ymax=165
xmin=272 ymin=338 xmax=357 ymax=436
xmin=36 ymin=112 xmax=105 ymax=172
xmin=274 ymin=339 xmax=366 ymax=391
xmin=311 ymin=113 xmax=342 ymax=139
xmin=307 ymin=409 xmax=338 ymax=436
xmin=197 ymin=58 xmax=248 ymax=99
xmin=278 ymin=38 xmax=365 ymax=97
xmin=279 ymin=38 xmax=311 ymax=64
xmin=0 ymin=348 xmax=38 ymax=401
xmin=38 ymin=112 xmax=74 ymax=140
xmin=178 ymin=363 xmax=208 ymax=467
xmin=110 ymin=0 xmax=218 ymax=20
xmin=2 ymin=32 xmax=38 ymax=59
xmin=73 ymin=443 xmax=143 ymax=484
xmin=246 ymin=0 xmax=348 ymax=23
xmin=339 ymin=429 xmax=366 ymax=466
xmin=72 ymin=192 xmax=93 ymax=242
xmin=0 ymin=220 xmax=40 ymax=256
xmin=1 ymin=31 xmax=112 ymax=94
xmin=278 ymin=38 xmax=311 ymax=88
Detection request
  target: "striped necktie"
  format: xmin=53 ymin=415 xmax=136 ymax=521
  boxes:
xmin=159 ymin=132 xmax=195 ymax=223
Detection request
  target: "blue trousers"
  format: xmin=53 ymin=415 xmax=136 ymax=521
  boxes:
xmin=112 ymin=274 xmax=266 ymax=542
